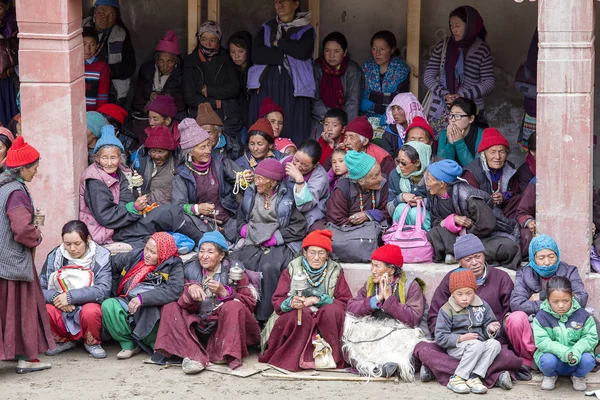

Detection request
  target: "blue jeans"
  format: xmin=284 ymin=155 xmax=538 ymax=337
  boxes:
xmin=538 ymin=352 xmax=596 ymax=378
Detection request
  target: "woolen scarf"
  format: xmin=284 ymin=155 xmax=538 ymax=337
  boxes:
xmin=397 ymin=141 xmax=432 ymax=193
xmin=463 ymin=123 xmax=480 ymax=158
xmin=316 ymin=55 xmax=349 ymax=109
xmin=53 ymin=241 xmax=97 ymax=271
xmin=118 ymin=232 xmax=178 ymax=296
xmin=444 ymin=6 xmax=484 ymax=94
xmin=528 ymin=234 xmax=560 ymax=278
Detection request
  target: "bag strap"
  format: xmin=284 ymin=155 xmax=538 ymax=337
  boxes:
xmin=414 ymin=199 xmax=423 ymax=231
xmin=396 ymin=201 xmax=412 ymax=230
xmin=439 ymin=37 xmax=449 ymax=76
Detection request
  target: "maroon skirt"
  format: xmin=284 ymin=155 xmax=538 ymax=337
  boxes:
xmin=0 ymin=264 xmax=55 ymax=360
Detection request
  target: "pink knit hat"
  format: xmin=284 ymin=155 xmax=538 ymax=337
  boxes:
xmin=255 ymin=158 xmax=285 ymax=182
xmin=178 ymin=118 xmax=210 ymax=150
xmin=148 ymin=95 xmax=177 ymax=118
xmin=155 ymin=30 xmax=180 ymax=56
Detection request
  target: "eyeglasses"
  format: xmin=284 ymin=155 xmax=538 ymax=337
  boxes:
xmin=448 ymin=113 xmax=469 ymax=121
xmin=396 ymin=159 xmax=413 ymax=167
xmin=307 ymin=250 xmax=327 ymax=259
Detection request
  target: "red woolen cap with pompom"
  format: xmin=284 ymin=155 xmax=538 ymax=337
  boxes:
xmin=302 ymin=229 xmax=333 ymax=253
xmin=5 ymin=136 xmax=40 ymax=168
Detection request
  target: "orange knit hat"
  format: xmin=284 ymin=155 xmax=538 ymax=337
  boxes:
xmin=449 ymin=268 xmax=478 ymax=293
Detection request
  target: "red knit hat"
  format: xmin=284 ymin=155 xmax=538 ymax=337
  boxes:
xmin=144 ymin=126 xmax=177 ymax=151
xmin=449 ymin=268 xmax=478 ymax=293
xmin=148 ymin=95 xmax=177 ymax=118
xmin=371 ymin=244 xmax=404 ymax=267
xmin=345 ymin=116 xmax=373 ymax=141
xmin=258 ymin=97 xmax=284 ymax=118
xmin=249 ymin=118 xmax=274 ymax=138
xmin=5 ymin=136 xmax=40 ymax=168
xmin=406 ymin=116 xmax=434 ymax=141
xmin=477 ymin=128 xmax=509 ymax=153
xmin=302 ymin=229 xmax=333 ymax=252
xmin=97 ymin=104 xmax=128 ymax=125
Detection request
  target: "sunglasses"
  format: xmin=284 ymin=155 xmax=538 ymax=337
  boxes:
xmin=396 ymin=159 xmax=413 ymax=167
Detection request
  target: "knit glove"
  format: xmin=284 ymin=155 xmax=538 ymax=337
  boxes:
xmin=240 ymin=224 xmax=248 ymax=238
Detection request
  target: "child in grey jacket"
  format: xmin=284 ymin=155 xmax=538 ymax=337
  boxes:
xmin=435 ymin=268 xmax=502 ymax=394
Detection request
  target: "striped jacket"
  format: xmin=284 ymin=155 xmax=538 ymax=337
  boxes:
xmin=85 ymin=58 xmax=110 ymax=111
xmin=423 ymin=37 xmax=495 ymax=120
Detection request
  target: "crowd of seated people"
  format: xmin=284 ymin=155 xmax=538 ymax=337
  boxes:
xmin=2 ymin=0 xmax=599 ymax=394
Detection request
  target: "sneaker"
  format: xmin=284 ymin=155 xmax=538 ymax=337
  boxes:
xmin=466 ymin=376 xmax=488 ymax=394
xmin=496 ymin=371 xmax=513 ymax=390
xmin=445 ymin=254 xmax=457 ymax=264
xmin=44 ymin=341 xmax=76 ymax=356
xmin=85 ymin=344 xmax=107 ymax=359
xmin=420 ymin=364 xmax=434 ymax=382
xmin=182 ymin=357 xmax=204 ymax=375
xmin=571 ymin=376 xmax=587 ymax=391
xmin=541 ymin=375 xmax=557 ymax=390
xmin=16 ymin=359 xmax=52 ymax=374
xmin=447 ymin=375 xmax=470 ymax=394
xmin=117 ymin=347 xmax=141 ymax=360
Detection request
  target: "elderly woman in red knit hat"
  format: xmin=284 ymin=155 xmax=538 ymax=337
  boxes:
xmin=132 ymin=30 xmax=185 ymax=124
xmin=260 ymin=229 xmax=352 ymax=371
xmin=345 ymin=244 xmax=429 ymax=379
xmin=172 ymin=118 xmax=245 ymax=243
xmin=136 ymin=126 xmax=179 ymax=205
xmin=343 ymin=116 xmax=395 ymax=177
xmin=0 ymin=136 xmax=54 ymax=373
xmin=236 ymin=118 xmax=284 ymax=171
xmin=462 ymin=128 xmax=521 ymax=219
xmin=231 ymin=158 xmax=307 ymax=322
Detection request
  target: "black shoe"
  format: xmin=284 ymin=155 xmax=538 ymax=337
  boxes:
xmin=381 ymin=362 xmax=398 ymax=378
xmin=514 ymin=364 xmax=532 ymax=381
xmin=420 ymin=364 xmax=434 ymax=382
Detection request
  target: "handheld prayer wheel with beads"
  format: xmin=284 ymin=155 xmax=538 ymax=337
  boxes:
xmin=290 ymin=272 xmax=308 ymax=326
xmin=33 ymin=207 xmax=45 ymax=227
xmin=130 ymin=171 xmax=145 ymax=217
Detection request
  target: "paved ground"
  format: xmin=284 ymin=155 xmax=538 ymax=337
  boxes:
xmin=0 ymin=343 xmax=594 ymax=400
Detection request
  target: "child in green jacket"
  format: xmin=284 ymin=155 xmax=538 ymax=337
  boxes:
xmin=533 ymin=276 xmax=598 ymax=391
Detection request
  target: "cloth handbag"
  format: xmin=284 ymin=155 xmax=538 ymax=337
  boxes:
xmin=422 ymin=37 xmax=449 ymax=117
xmin=382 ymin=200 xmax=433 ymax=263
xmin=49 ymin=266 xmax=94 ymax=292
xmin=326 ymin=221 xmax=382 ymax=263
xmin=167 ymin=232 xmax=195 ymax=255
xmin=313 ymin=334 xmax=336 ymax=369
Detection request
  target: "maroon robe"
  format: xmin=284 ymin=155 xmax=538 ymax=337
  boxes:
xmin=259 ymin=269 xmax=352 ymax=371
xmin=413 ymin=266 xmax=522 ymax=388
xmin=153 ymin=273 xmax=260 ymax=369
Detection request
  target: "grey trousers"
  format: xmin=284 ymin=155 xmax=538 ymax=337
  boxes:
xmin=447 ymin=339 xmax=501 ymax=380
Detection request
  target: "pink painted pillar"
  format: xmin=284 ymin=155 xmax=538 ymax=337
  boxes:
xmin=16 ymin=0 xmax=86 ymax=266
xmin=536 ymin=0 xmax=595 ymax=271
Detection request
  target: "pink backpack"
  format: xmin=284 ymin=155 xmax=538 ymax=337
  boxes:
xmin=382 ymin=200 xmax=433 ymax=263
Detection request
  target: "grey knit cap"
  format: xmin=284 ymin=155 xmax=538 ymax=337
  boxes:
xmin=453 ymin=234 xmax=485 ymax=261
